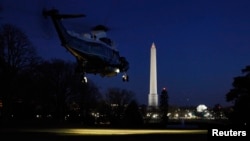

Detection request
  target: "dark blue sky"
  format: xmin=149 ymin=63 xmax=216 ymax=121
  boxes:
xmin=1 ymin=0 xmax=250 ymax=107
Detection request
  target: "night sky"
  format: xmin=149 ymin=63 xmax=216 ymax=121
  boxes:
xmin=1 ymin=0 xmax=250 ymax=107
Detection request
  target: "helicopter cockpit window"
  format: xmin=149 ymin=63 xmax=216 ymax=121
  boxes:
xmin=91 ymin=35 xmax=96 ymax=39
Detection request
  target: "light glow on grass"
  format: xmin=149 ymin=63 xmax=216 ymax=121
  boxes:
xmin=22 ymin=128 xmax=207 ymax=136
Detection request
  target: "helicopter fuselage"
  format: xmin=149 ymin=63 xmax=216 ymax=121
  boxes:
xmin=43 ymin=9 xmax=129 ymax=78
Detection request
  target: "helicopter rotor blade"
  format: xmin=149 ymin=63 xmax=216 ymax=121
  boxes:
xmin=0 ymin=3 xmax=3 ymax=19
xmin=59 ymin=14 xmax=86 ymax=19
xmin=91 ymin=24 xmax=109 ymax=32
xmin=42 ymin=8 xmax=86 ymax=19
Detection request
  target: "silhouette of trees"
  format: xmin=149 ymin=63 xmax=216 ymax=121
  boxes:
xmin=212 ymin=104 xmax=223 ymax=119
xmin=0 ymin=24 xmax=38 ymax=72
xmin=123 ymin=100 xmax=144 ymax=128
xmin=33 ymin=59 xmax=78 ymax=121
xmin=75 ymin=80 xmax=102 ymax=125
xmin=226 ymin=65 xmax=250 ymax=127
xmin=159 ymin=87 xmax=169 ymax=125
xmin=0 ymin=23 xmax=103 ymax=124
xmin=0 ymin=23 xmax=40 ymax=122
xmin=104 ymin=88 xmax=135 ymax=126
xmin=31 ymin=59 xmax=102 ymax=125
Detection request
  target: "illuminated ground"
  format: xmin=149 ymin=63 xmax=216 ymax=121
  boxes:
xmin=0 ymin=128 xmax=208 ymax=141
xmin=12 ymin=128 xmax=207 ymax=135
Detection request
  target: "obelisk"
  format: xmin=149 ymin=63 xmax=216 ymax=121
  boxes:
xmin=148 ymin=42 xmax=158 ymax=107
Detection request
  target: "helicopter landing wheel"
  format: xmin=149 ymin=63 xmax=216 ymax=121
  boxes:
xmin=82 ymin=76 xmax=88 ymax=83
xmin=81 ymin=73 xmax=88 ymax=84
xmin=122 ymin=74 xmax=129 ymax=82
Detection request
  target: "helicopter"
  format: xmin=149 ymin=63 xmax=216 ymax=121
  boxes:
xmin=42 ymin=8 xmax=129 ymax=83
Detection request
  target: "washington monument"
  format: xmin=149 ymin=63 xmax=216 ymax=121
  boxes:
xmin=148 ymin=42 xmax=158 ymax=107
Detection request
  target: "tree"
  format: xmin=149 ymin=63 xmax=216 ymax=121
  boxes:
xmin=226 ymin=65 xmax=250 ymax=127
xmin=0 ymin=24 xmax=37 ymax=73
xmin=212 ymin=104 xmax=223 ymax=119
xmin=77 ymin=80 xmax=102 ymax=125
xmin=0 ymin=23 xmax=39 ymax=122
xmin=123 ymin=100 xmax=144 ymax=128
xmin=159 ymin=87 xmax=169 ymax=125
xmin=34 ymin=59 xmax=79 ymax=122
xmin=105 ymin=88 xmax=135 ymax=106
xmin=105 ymin=88 xmax=135 ymax=126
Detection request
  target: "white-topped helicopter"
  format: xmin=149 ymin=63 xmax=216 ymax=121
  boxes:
xmin=42 ymin=8 xmax=129 ymax=83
